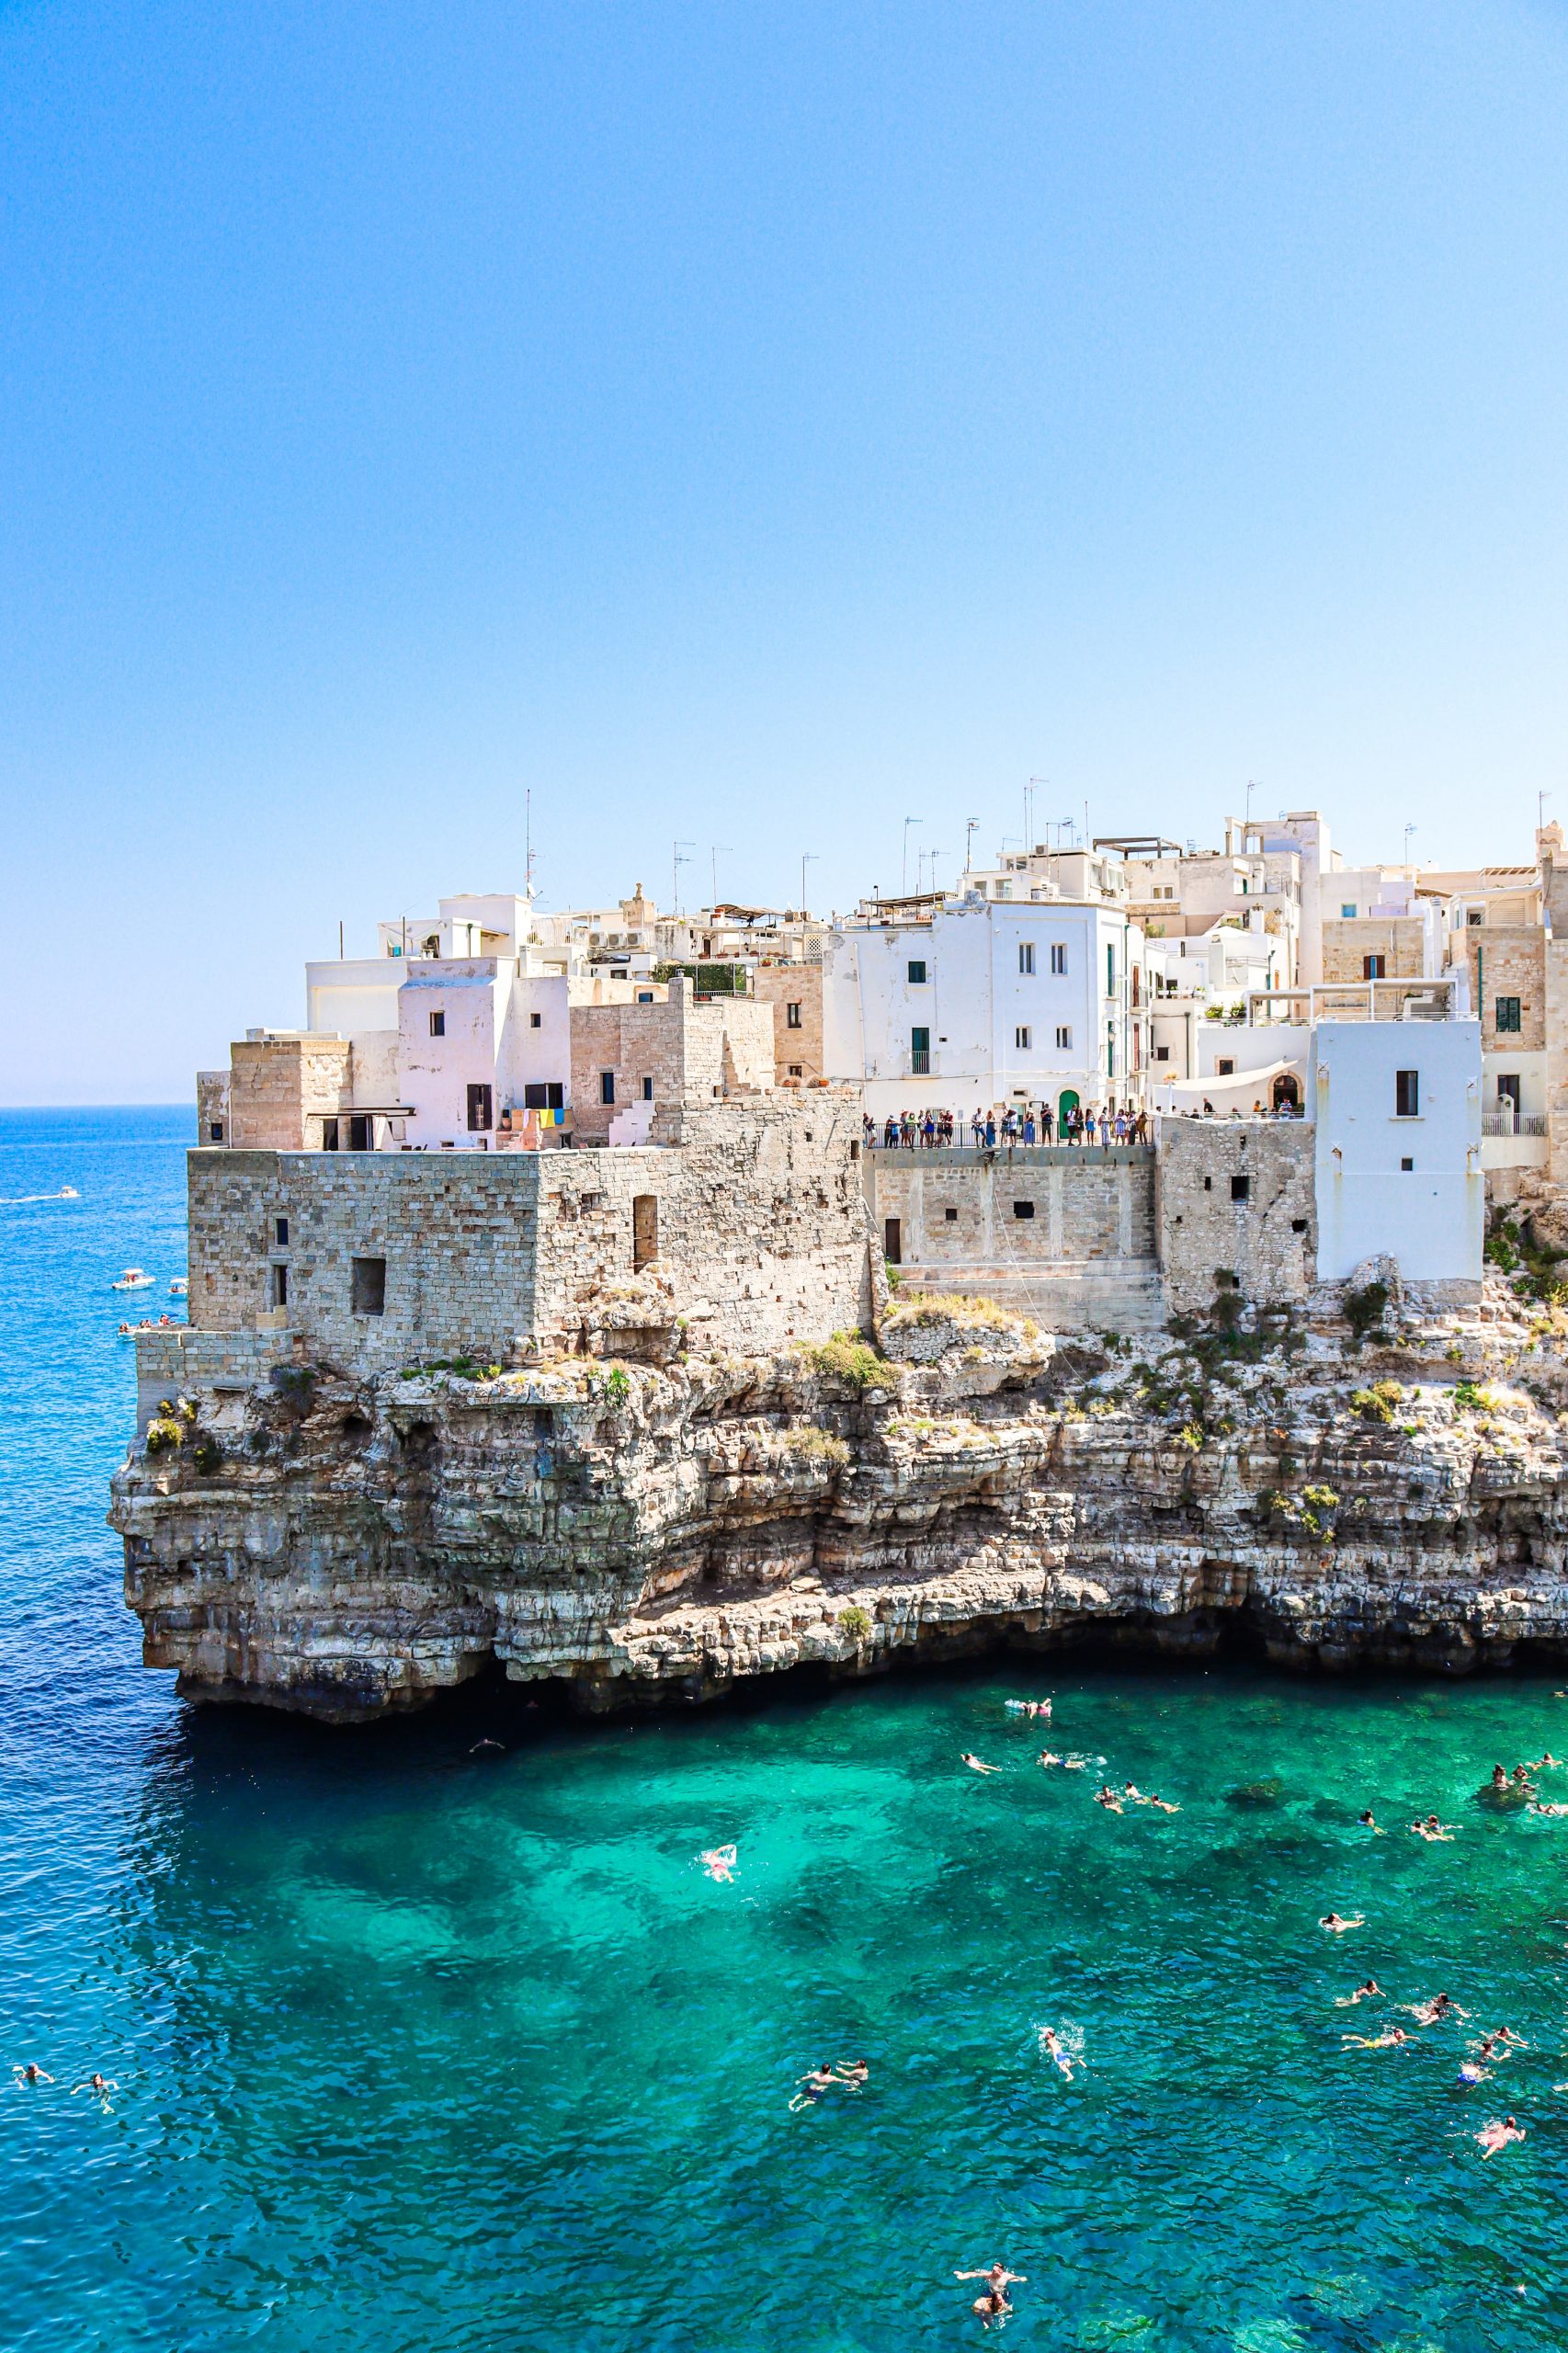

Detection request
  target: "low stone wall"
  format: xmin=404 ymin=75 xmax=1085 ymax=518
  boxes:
xmin=1155 ymin=1118 xmax=1316 ymax=1315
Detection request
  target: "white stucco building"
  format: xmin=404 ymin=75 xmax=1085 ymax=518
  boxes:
xmin=1311 ymin=1013 xmax=1483 ymax=1284
xmin=824 ymin=892 xmax=1148 ymax=1123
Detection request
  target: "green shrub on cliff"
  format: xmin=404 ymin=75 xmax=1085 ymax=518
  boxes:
xmin=144 ymin=1416 xmax=182 ymax=1455
xmin=808 ymin=1332 xmax=884 ymax=1391
xmin=783 ymin=1425 xmax=850 ymax=1466
xmin=1350 ymin=1381 xmax=1403 ymax=1426
xmin=838 ymin=1604 xmax=872 ymax=1642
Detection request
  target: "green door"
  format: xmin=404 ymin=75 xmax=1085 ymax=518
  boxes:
xmin=1058 ymin=1088 xmax=1080 ymax=1127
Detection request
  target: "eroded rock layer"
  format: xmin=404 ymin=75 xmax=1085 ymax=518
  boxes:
xmin=110 ymin=1284 xmax=1568 ymax=1722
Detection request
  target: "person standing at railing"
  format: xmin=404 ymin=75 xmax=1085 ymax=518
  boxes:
xmin=1040 ymin=1102 xmax=1054 ymax=1143
xmin=971 ymin=1107 xmax=984 ymax=1149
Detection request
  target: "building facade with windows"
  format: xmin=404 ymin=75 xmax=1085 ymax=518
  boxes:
xmin=824 ymin=893 xmax=1147 ymax=1122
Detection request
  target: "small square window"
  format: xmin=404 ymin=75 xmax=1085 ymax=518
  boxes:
xmin=275 ymin=1216 xmax=289 ymax=1246
xmin=1401 ymin=1156 xmax=1414 ymax=1172
xmin=1363 ymin=954 xmax=1385 ymax=981
xmin=944 ymin=1206 xmax=958 ymax=1222
xmin=270 ymin=1263 xmax=289 ymax=1308
xmin=1013 ymin=1199 xmax=1035 ymax=1220
xmin=1231 ymin=1174 xmax=1250 ymax=1202
xmin=209 ymin=1121 xmax=224 ymax=1142
xmin=907 ymin=961 xmax=927 ymax=985
xmin=1341 ymin=904 xmax=1357 ymax=919
xmin=1154 ymin=1045 xmax=1170 ymax=1063
xmin=1291 ymin=1217 xmax=1308 ymax=1233
xmin=788 ymin=1063 xmax=802 ymax=1076
xmin=530 ymin=1011 xmax=541 ymax=1029
xmin=787 ymin=1002 xmax=803 ymax=1027
xmin=428 ymin=1010 xmax=445 ymax=1037
xmin=1015 ymin=1025 xmax=1031 ymax=1050
xmin=1218 ymin=1058 xmax=1235 ymax=1077
xmin=636 ymin=991 xmax=654 ymax=1004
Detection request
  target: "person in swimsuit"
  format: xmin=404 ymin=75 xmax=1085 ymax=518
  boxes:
xmin=72 ymin=2074 xmax=117 ymax=2109
xmin=1040 ymin=2027 xmax=1074 ymax=2080
xmin=1409 ymin=1994 xmax=1465 ymax=2026
xmin=1006 ymin=1699 xmax=1051 ymax=1719
xmin=1335 ymin=1980 xmax=1383 ymax=2006
xmin=1037 ymin=1750 xmax=1064 ymax=1769
xmin=1492 ymin=1765 xmax=1509 ymax=1792
xmin=955 ymin=2264 xmax=1027 ymax=2325
xmin=1342 ymin=2026 xmax=1411 ymax=2050
xmin=12 ymin=2063 xmax=52 ymax=2086
xmin=1123 ymin=1781 xmax=1146 ymax=1805
xmin=790 ymin=2064 xmax=838 ymax=2111
xmin=834 ymin=2060 xmax=869 ymax=2088
xmin=1528 ymin=1799 xmax=1568 ymax=1816
xmin=700 ymin=1845 xmax=738 ymax=1881
xmin=1095 ymin=1785 xmax=1124 ymax=1813
xmin=1476 ymin=2117 xmax=1525 ymax=2158
xmin=1320 ymin=1913 xmax=1364 ymax=1933
xmin=1145 ymin=1794 xmax=1180 ymax=1813
xmin=1358 ymin=1809 xmax=1384 ymax=1834
xmin=962 ymin=1755 xmax=1001 ymax=1775
xmin=1459 ymin=2059 xmax=1492 ymax=2085
xmin=1410 ymin=1816 xmax=1454 ymax=1842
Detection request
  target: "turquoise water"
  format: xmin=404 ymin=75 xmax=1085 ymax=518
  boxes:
xmin=4 ymin=1108 xmax=1568 ymax=2351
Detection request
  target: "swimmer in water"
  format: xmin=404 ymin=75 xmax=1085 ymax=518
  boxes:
xmin=1476 ymin=2116 xmax=1525 ymax=2158
xmin=1123 ymin=1781 xmax=1147 ymax=1804
xmin=1492 ymin=1765 xmax=1509 ymax=1792
xmin=1062 ymin=1756 xmax=1089 ymax=1772
xmin=1409 ymin=1993 xmax=1466 ymax=2026
xmin=1512 ymin=1766 xmax=1536 ymax=1793
xmin=1410 ymin=1815 xmax=1454 ymax=1842
xmin=962 ymin=1754 xmax=1002 ymax=1775
xmin=955 ymin=2264 xmax=1027 ymax=2326
xmin=1335 ymin=1980 xmax=1383 ymax=2006
xmin=1095 ymin=1785 xmax=1124 ymax=1813
xmin=834 ymin=2060 xmax=869 ymax=2088
xmin=1341 ymin=2026 xmax=1412 ymax=2050
xmin=1320 ymin=1913 xmax=1364 ymax=1933
xmin=1040 ymin=2028 xmax=1075 ymax=2081
xmin=1532 ymin=1753 xmax=1562 ymax=1769
xmin=72 ymin=2074 xmax=117 ymax=2109
xmin=700 ymin=1844 xmax=738 ymax=1881
xmin=1528 ymin=1801 xmax=1568 ymax=1817
xmin=1146 ymin=1793 xmax=1180 ymax=1813
xmin=1358 ymin=1809 xmax=1385 ymax=1834
xmin=12 ymin=2063 xmax=52 ymax=2086
xmin=1459 ymin=2060 xmax=1492 ymax=2085
xmin=1037 ymin=1750 xmax=1063 ymax=1769
xmin=1005 ymin=1699 xmax=1051 ymax=1719
xmin=789 ymin=2064 xmax=838 ymax=2111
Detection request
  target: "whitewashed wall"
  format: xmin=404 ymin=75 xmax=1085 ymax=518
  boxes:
xmin=1312 ymin=1017 xmax=1483 ymax=1283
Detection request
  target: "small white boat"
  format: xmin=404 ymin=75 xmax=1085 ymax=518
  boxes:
xmin=110 ymin=1267 xmax=153 ymax=1291
xmin=169 ymin=1277 xmax=187 ymax=1298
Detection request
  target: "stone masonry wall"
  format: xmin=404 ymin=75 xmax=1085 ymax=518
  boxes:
xmin=227 ymin=1037 xmax=353 ymax=1151
xmin=753 ymin=963 xmax=825 ymax=1085
xmin=568 ymin=985 xmax=776 ymax=1144
xmin=1462 ymin=927 xmax=1546 ymax=1054
xmin=183 ymin=1094 xmax=874 ymax=1377
xmin=1156 ymin=1118 xmax=1316 ymax=1314
xmin=1321 ymin=918 xmax=1426 ymax=983
xmin=869 ymin=1148 xmax=1155 ymax=1275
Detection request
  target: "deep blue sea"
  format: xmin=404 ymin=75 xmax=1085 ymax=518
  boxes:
xmin=4 ymin=1105 xmax=1568 ymax=2351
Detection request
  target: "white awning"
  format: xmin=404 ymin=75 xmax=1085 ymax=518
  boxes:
xmin=1158 ymin=1058 xmax=1301 ymax=1102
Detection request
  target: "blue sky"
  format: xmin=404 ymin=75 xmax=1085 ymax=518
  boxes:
xmin=5 ymin=0 xmax=1567 ymax=1100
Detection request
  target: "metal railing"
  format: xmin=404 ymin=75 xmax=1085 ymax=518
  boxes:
xmin=1483 ymin=1111 xmax=1547 ymax=1137
xmin=909 ymin=1051 xmax=931 ymax=1074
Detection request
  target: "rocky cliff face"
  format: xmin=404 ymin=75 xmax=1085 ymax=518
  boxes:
xmin=110 ymin=1279 xmax=1568 ymax=1722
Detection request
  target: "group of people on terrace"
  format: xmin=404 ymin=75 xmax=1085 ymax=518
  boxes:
xmin=867 ymin=1102 xmax=1150 ymax=1152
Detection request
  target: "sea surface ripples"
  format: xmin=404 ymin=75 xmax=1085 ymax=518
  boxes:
xmin=2 ymin=1108 xmax=1566 ymax=2350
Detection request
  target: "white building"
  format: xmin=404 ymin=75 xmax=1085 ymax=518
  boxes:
xmin=824 ymin=892 xmax=1148 ymax=1124
xmin=1312 ymin=1013 xmax=1483 ymax=1285
xmin=1145 ymin=915 xmax=1290 ymax=1084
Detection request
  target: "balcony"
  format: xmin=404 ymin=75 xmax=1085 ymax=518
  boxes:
xmin=1483 ymin=1111 xmax=1547 ymax=1137
xmin=909 ymin=1051 xmax=931 ymax=1075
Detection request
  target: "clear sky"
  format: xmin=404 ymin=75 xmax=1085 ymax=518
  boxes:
xmin=5 ymin=0 xmax=1567 ymax=1101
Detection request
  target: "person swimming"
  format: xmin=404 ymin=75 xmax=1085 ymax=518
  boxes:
xmin=962 ymin=1754 xmax=1002 ymax=1775
xmin=1409 ymin=1993 xmax=1465 ymax=2026
xmin=1095 ymin=1785 xmax=1124 ymax=1813
xmin=834 ymin=2060 xmax=869 ymax=2088
xmin=700 ymin=1844 xmax=738 ymax=1881
xmin=1039 ymin=2027 xmax=1075 ymax=2080
xmin=1145 ymin=1793 xmax=1180 ymax=1813
xmin=11 ymin=2063 xmax=52 ymax=2086
xmin=1476 ymin=2116 xmax=1525 ymax=2158
xmin=1410 ymin=1815 xmax=1454 ymax=1841
xmin=1528 ymin=1800 xmax=1568 ymax=1817
xmin=1335 ymin=1980 xmax=1383 ymax=2006
xmin=1005 ymin=1699 xmax=1051 ymax=1719
xmin=1342 ymin=2026 xmax=1411 ymax=2050
xmin=1320 ymin=1912 xmax=1364 ymax=1933
xmin=72 ymin=2074 xmax=117 ymax=2110
xmin=1358 ymin=1808 xmax=1385 ymax=1834
xmin=1492 ymin=1765 xmax=1509 ymax=1792
xmin=955 ymin=2264 xmax=1027 ymax=2326
xmin=789 ymin=2063 xmax=839 ymax=2111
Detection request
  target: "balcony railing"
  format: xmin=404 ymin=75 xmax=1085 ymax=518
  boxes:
xmin=909 ymin=1051 xmax=931 ymax=1075
xmin=1483 ymin=1111 xmax=1547 ymax=1137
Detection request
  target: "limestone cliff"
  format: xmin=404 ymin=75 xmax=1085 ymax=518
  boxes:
xmin=110 ymin=1279 xmax=1568 ymax=1722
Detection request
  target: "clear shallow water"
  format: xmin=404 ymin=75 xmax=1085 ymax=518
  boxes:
xmin=3 ymin=1109 xmax=1568 ymax=2351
